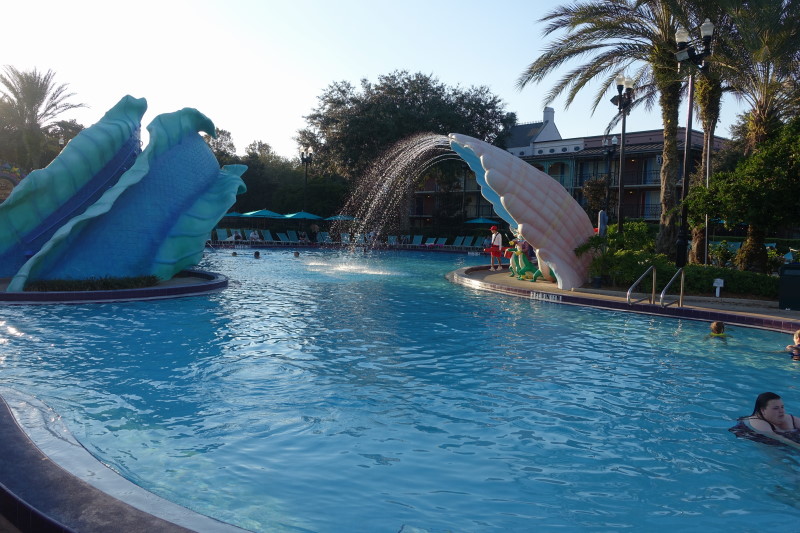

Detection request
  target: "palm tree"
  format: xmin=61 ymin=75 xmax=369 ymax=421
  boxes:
xmin=672 ymin=1 xmax=729 ymax=264
xmin=517 ymin=0 xmax=686 ymax=257
xmin=716 ymin=0 xmax=800 ymax=153
xmin=0 ymin=66 xmax=85 ymax=169
xmin=708 ymin=0 xmax=800 ymax=270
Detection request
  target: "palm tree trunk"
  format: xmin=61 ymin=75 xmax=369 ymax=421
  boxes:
xmin=689 ymin=73 xmax=722 ymax=264
xmin=655 ymin=79 xmax=681 ymax=255
xmin=737 ymin=224 xmax=768 ymax=273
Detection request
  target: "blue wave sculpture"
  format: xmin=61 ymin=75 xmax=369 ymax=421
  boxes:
xmin=0 ymin=96 xmax=146 ymax=277
xmin=2 ymin=96 xmax=246 ymax=292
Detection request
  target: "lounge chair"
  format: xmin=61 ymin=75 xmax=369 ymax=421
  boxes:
xmin=317 ymin=231 xmax=331 ymax=244
xmin=287 ymin=230 xmax=300 ymax=243
xmin=340 ymin=233 xmax=351 ymax=244
xmin=435 ymin=237 xmax=447 ymax=246
xmin=214 ymin=228 xmax=230 ymax=242
xmin=353 ymin=234 xmax=366 ymax=244
xmin=450 ymin=236 xmax=464 ymax=248
xmin=424 ymin=237 xmax=436 ymax=246
xmin=262 ymin=230 xmax=277 ymax=243
xmin=410 ymin=235 xmax=423 ymax=246
xmin=387 ymin=235 xmax=398 ymax=246
xmin=277 ymin=232 xmax=290 ymax=243
xmin=461 ymin=236 xmax=474 ymax=248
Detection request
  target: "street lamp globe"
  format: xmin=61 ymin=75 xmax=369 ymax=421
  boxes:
xmin=700 ymin=18 xmax=714 ymax=40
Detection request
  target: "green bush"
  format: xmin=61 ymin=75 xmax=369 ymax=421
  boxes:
xmin=683 ymin=264 xmax=778 ymax=298
xmin=25 ymin=275 xmax=160 ymax=292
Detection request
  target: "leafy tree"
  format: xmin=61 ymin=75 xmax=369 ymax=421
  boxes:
xmin=0 ymin=66 xmax=85 ymax=169
xmin=298 ymin=71 xmax=515 ymax=181
xmin=202 ymin=128 xmax=237 ymax=164
xmin=686 ymin=118 xmax=800 ymax=272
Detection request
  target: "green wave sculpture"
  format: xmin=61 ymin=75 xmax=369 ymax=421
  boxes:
xmin=6 ymin=99 xmax=246 ymax=292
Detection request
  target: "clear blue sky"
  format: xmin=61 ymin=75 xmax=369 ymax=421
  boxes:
xmin=6 ymin=0 xmax=743 ymax=158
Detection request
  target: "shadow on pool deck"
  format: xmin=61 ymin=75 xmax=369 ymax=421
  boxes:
xmin=450 ymin=264 xmax=800 ymax=333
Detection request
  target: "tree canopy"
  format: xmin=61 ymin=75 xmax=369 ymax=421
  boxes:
xmin=298 ymin=71 xmax=516 ymax=180
xmin=686 ymin=117 xmax=800 ymax=271
xmin=0 ymin=66 xmax=85 ymax=169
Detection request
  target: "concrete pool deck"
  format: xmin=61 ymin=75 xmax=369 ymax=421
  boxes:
xmin=450 ymin=264 xmax=800 ymax=333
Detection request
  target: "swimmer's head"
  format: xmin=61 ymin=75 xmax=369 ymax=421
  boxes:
xmin=710 ymin=321 xmax=725 ymax=335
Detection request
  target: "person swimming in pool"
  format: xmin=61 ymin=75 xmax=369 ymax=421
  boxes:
xmin=785 ymin=329 xmax=800 ymax=361
xmin=709 ymin=321 xmax=727 ymax=338
xmin=732 ymin=392 xmax=800 ymax=449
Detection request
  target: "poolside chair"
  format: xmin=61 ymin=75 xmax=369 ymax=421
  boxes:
xmin=277 ymin=232 xmax=290 ymax=243
xmin=287 ymin=230 xmax=300 ymax=243
xmin=435 ymin=237 xmax=447 ymax=246
xmin=317 ymin=231 xmax=331 ymax=244
xmin=387 ymin=235 xmax=398 ymax=246
xmin=423 ymin=237 xmax=436 ymax=246
xmin=214 ymin=228 xmax=230 ymax=242
xmin=460 ymin=236 xmax=474 ymax=248
xmin=450 ymin=236 xmax=464 ymax=248
xmin=262 ymin=230 xmax=276 ymax=243
xmin=410 ymin=235 xmax=423 ymax=246
xmin=354 ymin=234 xmax=366 ymax=244
xmin=340 ymin=233 xmax=351 ymax=244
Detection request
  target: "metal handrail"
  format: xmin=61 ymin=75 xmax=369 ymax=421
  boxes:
xmin=659 ymin=268 xmax=685 ymax=308
xmin=627 ymin=265 xmax=656 ymax=305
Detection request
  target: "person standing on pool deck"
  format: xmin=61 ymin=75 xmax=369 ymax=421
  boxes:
xmin=737 ymin=392 xmax=800 ymax=448
xmin=488 ymin=226 xmax=503 ymax=271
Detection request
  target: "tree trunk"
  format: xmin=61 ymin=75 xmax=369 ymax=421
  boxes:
xmin=689 ymin=226 xmax=707 ymax=264
xmin=655 ymin=79 xmax=681 ymax=256
xmin=689 ymin=73 xmax=722 ymax=264
xmin=736 ymin=225 xmax=768 ymax=273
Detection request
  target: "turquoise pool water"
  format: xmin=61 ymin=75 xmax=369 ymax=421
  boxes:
xmin=1 ymin=248 xmax=800 ymax=532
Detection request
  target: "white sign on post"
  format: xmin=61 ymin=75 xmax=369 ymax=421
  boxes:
xmin=713 ymin=278 xmax=724 ymax=297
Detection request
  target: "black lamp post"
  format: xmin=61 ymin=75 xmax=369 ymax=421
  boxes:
xmin=675 ymin=18 xmax=714 ymax=268
xmin=300 ymin=147 xmax=313 ymax=212
xmin=603 ymin=135 xmax=618 ymax=213
xmin=610 ymin=75 xmax=634 ymax=234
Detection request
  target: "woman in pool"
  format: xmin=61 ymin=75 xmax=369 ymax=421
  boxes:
xmin=732 ymin=392 xmax=800 ymax=448
xmin=785 ymin=329 xmax=800 ymax=360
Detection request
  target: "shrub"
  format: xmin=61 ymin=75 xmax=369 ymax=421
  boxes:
xmin=25 ymin=275 xmax=160 ymax=292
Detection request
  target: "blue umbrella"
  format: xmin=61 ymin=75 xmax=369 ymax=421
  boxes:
xmin=284 ymin=211 xmax=323 ymax=220
xmin=243 ymin=209 xmax=282 ymax=218
xmin=325 ymin=214 xmax=357 ymax=221
xmin=465 ymin=217 xmax=498 ymax=224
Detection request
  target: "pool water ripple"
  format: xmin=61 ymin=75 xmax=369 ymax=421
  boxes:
xmin=2 ymin=249 xmax=800 ymax=531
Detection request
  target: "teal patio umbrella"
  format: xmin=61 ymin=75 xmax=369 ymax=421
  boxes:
xmin=284 ymin=211 xmax=323 ymax=220
xmin=243 ymin=209 xmax=283 ymax=218
xmin=465 ymin=217 xmax=497 ymax=224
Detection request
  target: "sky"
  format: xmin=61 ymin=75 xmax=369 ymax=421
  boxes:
xmin=5 ymin=0 xmax=745 ymax=159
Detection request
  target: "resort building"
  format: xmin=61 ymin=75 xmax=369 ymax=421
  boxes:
xmin=411 ymin=108 xmax=727 ymax=229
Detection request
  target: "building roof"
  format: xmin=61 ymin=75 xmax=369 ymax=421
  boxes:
xmin=505 ymin=122 xmax=545 ymax=148
xmin=521 ymin=140 xmax=702 ymax=162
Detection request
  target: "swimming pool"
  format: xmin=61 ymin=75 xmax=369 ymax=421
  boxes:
xmin=1 ymin=248 xmax=799 ymax=532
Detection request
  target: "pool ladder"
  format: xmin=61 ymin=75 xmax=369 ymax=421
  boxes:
xmin=627 ymin=266 xmax=685 ymax=308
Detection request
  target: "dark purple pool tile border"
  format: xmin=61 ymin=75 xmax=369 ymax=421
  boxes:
xmin=449 ymin=267 xmax=800 ymax=333
xmin=0 ymin=270 xmax=227 ymax=305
